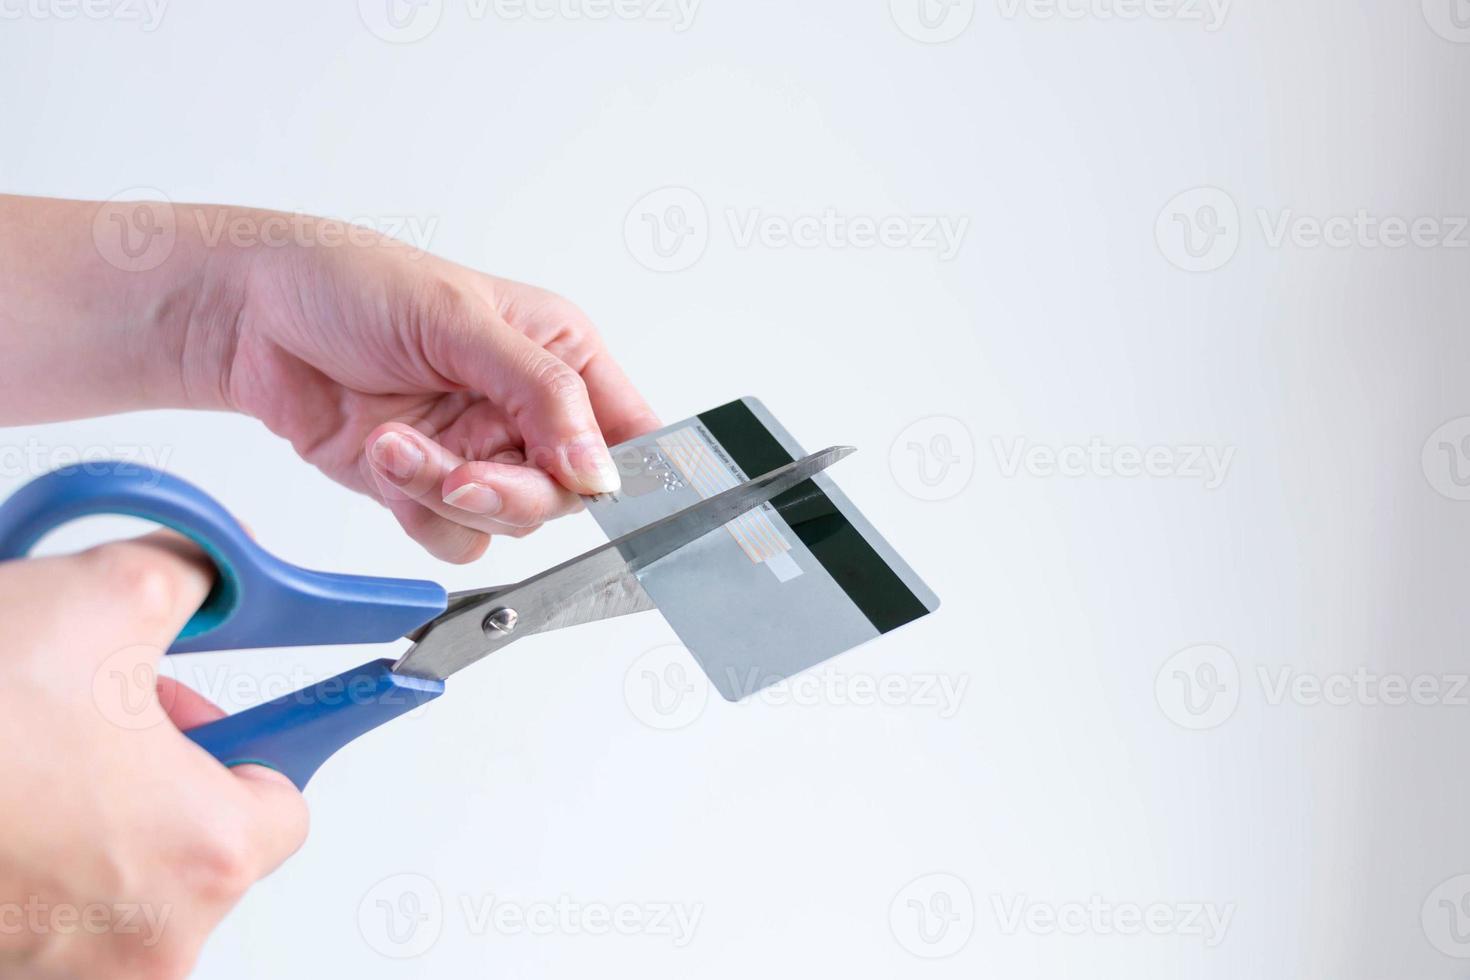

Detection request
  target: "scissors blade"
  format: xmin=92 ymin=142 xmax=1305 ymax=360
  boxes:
xmin=393 ymin=445 xmax=854 ymax=681
xmin=609 ymin=444 xmax=855 ymax=573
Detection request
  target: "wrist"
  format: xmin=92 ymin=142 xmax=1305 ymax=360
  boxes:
xmin=0 ymin=196 xmax=238 ymax=422
xmin=172 ymin=207 xmax=360 ymax=415
xmin=169 ymin=208 xmax=256 ymax=414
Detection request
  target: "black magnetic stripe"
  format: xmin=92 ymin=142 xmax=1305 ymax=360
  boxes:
xmin=696 ymin=399 xmax=930 ymax=634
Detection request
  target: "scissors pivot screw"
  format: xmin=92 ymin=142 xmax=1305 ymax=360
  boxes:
xmin=483 ymin=607 xmax=519 ymax=636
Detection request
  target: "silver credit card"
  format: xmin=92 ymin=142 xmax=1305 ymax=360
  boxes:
xmin=588 ymin=397 xmax=939 ymax=701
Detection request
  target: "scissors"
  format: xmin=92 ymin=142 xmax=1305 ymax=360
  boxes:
xmin=0 ymin=446 xmax=852 ymax=789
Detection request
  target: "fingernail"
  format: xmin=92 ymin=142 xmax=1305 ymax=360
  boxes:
xmin=370 ymin=432 xmax=423 ymax=484
xmin=567 ymin=435 xmax=621 ymax=494
xmin=443 ymin=481 xmax=502 ymax=515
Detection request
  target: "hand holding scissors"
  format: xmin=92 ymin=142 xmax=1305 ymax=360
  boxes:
xmin=0 ymin=448 xmax=850 ymax=789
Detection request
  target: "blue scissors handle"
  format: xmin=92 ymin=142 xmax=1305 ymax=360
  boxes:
xmin=0 ymin=463 xmax=447 ymax=651
xmin=186 ymin=660 xmax=443 ymax=788
xmin=0 ymin=463 xmax=451 ymax=789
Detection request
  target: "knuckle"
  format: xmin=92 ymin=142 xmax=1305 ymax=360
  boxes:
xmin=82 ymin=544 xmax=180 ymax=627
xmin=530 ymin=357 xmax=588 ymax=411
xmin=436 ymin=532 xmax=490 ymax=565
xmin=410 ymin=274 xmax=471 ymax=328
xmin=401 ymin=505 xmax=490 ymax=564
xmin=397 ymin=504 xmax=442 ymax=538
xmin=625 ymin=410 xmax=662 ymax=437
xmin=190 ymin=831 xmax=257 ymax=903
xmin=408 ymin=275 xmax=482 ymax=358
xmin=542 ymin=294 xmax=596 ymax=335
xmin=511 ymin=494 xmax=550 ymax=527
xmin=280 ymin=793 xmax=312 ymax=850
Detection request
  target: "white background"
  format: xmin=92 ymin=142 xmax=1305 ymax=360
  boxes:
xmin=3 ymin=0 xmax=1470 ymax=977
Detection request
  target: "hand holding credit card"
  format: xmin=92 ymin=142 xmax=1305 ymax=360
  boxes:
xmin=590 ymin=397 xmax=939 ymax=700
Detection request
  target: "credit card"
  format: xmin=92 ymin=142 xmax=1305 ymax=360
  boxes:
xmin=587 ymin=397 xmax=939 ymax=701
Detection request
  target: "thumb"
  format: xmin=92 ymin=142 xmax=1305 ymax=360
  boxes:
xmin=439 ymin=311 xmax=622 ymax=495
xmin=228 ymin=755 xmax=311 ymax=875
xmin=160 ymin=671 xmax=309 ymax=869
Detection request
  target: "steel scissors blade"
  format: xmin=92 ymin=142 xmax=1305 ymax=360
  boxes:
xmin=394 ymin=445 xmax=854 ymax=680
